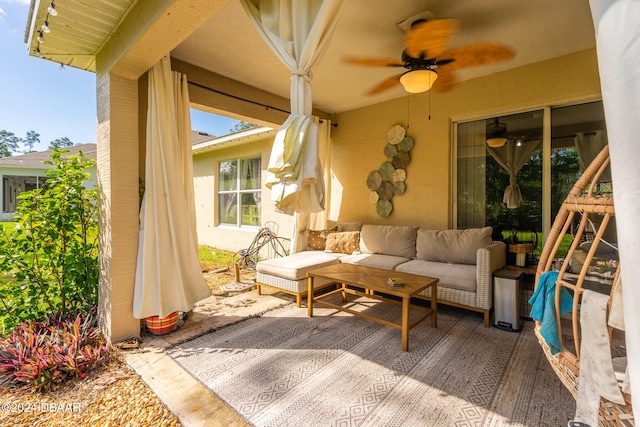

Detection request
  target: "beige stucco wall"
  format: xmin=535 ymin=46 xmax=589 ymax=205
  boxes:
xmin=331 ymin=48 xmax=601 ymax=229
xmin=193 ymin=137 xmax=295 ymax=253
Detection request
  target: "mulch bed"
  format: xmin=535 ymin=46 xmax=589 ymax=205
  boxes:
xmin=0 ymin=353 xmax=180 ymax=427
xmin=1 ymin=267 xmax=256 ymax=427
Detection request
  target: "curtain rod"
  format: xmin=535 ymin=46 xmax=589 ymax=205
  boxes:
xmin=187 ymin=80 xmax=337 ymax=127
xmin=187 ymin=80 xmax=291 ymax=115
xmin=551 ymin=130 xmax=599 ymax=140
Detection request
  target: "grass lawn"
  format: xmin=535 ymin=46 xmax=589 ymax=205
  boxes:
xmin=502 ymin=230 xmax=574 ymax=259
xmin=0 ymin=220 xmax=241 ymax=333
xmin=198 ymin=245 xmax=235 ymax=271
xmin=1 ymin=222 xmax=233 ymax=272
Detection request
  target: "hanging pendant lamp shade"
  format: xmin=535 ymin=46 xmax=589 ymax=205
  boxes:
xmin=486 ymin=118 xmax=508 ymax=147
xmin=400 ymin=69 xmax=438 ymax=93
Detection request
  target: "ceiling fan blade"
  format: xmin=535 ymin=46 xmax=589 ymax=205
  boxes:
xmin=438 ymin=44 xmax=515 ymax=70
xmin=365 ymin=74 xmax=403 ymax=96
xmin=342 ymin=57 xmax=405 ymax=67
xmin=431 ymin=68 xmax=457 ymax=93
xmin=404 ymin=18 xmax=459 ymax=59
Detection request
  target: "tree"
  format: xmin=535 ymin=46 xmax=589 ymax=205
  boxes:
xmin=0 ymin=130 xmax=20 ymax=157
xmin=22 ymin=130 xmax=41 ymax=153
xmin=0 ymin=148 xmax=98 ymax=331
xmin=230 ymin=121 xmax=257 ymax=133
xmin=49 ymin=136 xmax=74 ymax=149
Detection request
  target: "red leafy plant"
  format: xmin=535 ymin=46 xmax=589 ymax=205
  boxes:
xmin=0 ymin=308 xmax=112 ymax=391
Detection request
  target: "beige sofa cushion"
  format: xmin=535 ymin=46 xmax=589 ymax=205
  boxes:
xmin=359 ymin=224 xmax=418 ymax=259
xmin=256 ymin=251 xmax=341 ymax=281
xmin=416 ymin=227 xmax=492 ymax=265
xmin=339 ymin=253 xmax=410 ymax=271
xmin=396 ymin=260 xmax=477 ymax=292
xmin=336 ymin=221 xmax=363 ymax=232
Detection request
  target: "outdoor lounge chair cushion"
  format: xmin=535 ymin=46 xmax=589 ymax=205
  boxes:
xmin=256 ymin=250 xmax=341 ymax=281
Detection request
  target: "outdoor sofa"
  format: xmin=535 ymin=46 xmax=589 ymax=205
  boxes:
xmin=256 ymin=222 xmax=506 ymax=326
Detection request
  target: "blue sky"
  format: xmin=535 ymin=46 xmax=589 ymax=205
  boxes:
xmin=0 ymin=0 xmax=238 ymax=153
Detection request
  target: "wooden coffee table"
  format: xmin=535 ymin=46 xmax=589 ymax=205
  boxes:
xmin=307 ymin=263 xmax=438 ymax=351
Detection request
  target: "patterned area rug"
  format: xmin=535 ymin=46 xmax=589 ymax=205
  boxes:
xmin=167 ymin=296 xmax=575 ymax=427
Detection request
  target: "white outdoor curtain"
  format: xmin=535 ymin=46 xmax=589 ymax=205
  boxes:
xmin=290 ymin=118 xmax=332 ymax=253
xmin=240 ymin=0 xmax=345 ymax=215
xmin=133 ymin=56 xmax=211 ymax=319
xmin=575 ymin=130 xmax=611 ymax=182
xmin=487 ymin=139 xmax=541 ymax=208
xmin=590 ymin=0 xmax=640 ymax=413
xmin=457 ymin=120 xmax=488 ymax=229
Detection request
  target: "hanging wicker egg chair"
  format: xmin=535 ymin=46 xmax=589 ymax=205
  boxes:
xmin=533 ymin=145 xmax=633 ymax=425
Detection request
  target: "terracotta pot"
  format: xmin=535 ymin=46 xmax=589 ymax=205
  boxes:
xmin=145 ymin=312 xmax=179 ymax=335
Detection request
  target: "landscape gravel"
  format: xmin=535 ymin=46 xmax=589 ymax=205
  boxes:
xmin=0 ymin=268 xmax=257 ymax=426
xmin=0 ymin=350 xmax=181 ymax=426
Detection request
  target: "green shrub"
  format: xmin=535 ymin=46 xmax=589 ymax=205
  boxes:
xmin=0 ymin=308 xmax=111 ymax=391
xmin=0 ymin=148 xmax=98 ymax=333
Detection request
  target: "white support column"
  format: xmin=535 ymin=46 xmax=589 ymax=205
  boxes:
xmin=91 ymin=0 xmax=233 ymax=344
xmin=96 ymin=71 xmax=141 ymax=344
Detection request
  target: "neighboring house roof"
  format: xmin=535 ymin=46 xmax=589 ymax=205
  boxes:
xmin=0 ymin=144 xmax=97 ymax=168
xmin=191 ymin=130 xmax=216 ymax=146
xmin=192 ymin=126 xmax=275 ymax=155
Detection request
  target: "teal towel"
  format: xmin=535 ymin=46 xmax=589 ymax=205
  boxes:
xmin=528 ymin=271 xmax=573 ymax=354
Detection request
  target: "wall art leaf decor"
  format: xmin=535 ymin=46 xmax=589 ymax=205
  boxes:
xmin=366 ymin=124 xmax=414 ymax=217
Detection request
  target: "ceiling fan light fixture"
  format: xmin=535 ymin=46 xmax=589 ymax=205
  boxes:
xmin=399 ymin=69 xmax=438 ymax=93
xmin=486 ymin=118 xmax=508 ymax=147
xmin=486 ymin=136 xmax=508 ymax=148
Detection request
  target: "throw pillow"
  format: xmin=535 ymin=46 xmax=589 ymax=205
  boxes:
xmin=325 ymin=231 xmax=360 ymax=254
xmin=569 ymin=249 xmax=588 ymax=274
xmin=307 ymin=227 xmax=338 ymax=250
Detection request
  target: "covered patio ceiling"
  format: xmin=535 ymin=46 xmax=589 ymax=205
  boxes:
xmin=26 ymin=0 xmax=596 ymax=115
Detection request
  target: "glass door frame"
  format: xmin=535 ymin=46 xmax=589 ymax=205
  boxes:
xmin=451 ymin=97 xmax=602 ymax=242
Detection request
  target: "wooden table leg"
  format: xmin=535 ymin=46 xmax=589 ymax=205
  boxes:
xmin=308 ymin=276 xmax=314 ymax=317
xmin=401 ymin=296 xmax=410 ymax=351
xmin=431 ymin=283 xmax=438 ymax=328
xmin=341 ymin=282 xmax=347 ymax=302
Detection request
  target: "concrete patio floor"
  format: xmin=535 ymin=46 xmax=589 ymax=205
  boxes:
xmin=125 ymin=289 xmax=293 ymax=427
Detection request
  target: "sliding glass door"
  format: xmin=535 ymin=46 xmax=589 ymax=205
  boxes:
xmin=454 ymin=101 xmax=608 ymax=255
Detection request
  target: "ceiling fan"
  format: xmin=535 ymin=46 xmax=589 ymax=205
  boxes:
xmin=343 ymin=18 xmax=515 ymax=95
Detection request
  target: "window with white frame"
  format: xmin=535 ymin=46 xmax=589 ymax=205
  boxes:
xmin=218 ymin=156 xmax=261 ymax=227
xmin=3 ymin=175 xmax=48 ymax=213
